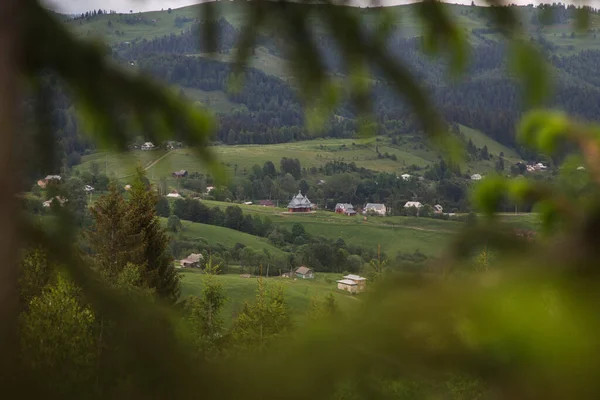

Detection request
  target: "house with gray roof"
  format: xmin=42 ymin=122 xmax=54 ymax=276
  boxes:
xmin=363 ymin=203 xmax=387 ymax=216
xmin=287 ymin=191 xmax=313 ymax=213
xmin=295 ymin=266 xmax=314 ymax=279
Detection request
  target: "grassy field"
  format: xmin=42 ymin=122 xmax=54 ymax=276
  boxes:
xmin=180 ymin=87 xmax=239 ymax=113
xmin=179 ymin=270 xmax=359 ymax=325
xmin=194 ymin=200 xmax=461 ymax=256
xmin=163 ymin=218 xmax=286 ymax=256
xmin=75 ymin=136 xmax=442 ymax=184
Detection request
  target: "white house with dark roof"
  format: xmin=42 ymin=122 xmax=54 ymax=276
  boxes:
xmin=400 ymin=173 xmax=411 ymax=181
xmin=363 ymin=203 xmax=387 ymax=216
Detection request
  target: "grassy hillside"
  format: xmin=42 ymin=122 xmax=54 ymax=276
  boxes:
xmin=179 ymin=270 xmax=358 ymax=325
xmin=75 ymin=137 xmax=436 ymax=180
xmin=67 ymin=2 xmax=600 ymax=54
xmin=163 ymin=218 xmax=286 ymax=256
xmin=194 ymin=200 xmax=462 ymax=256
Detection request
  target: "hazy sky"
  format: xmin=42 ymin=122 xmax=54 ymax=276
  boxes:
xmin=48 ymin=0 xmax=597 ymax=14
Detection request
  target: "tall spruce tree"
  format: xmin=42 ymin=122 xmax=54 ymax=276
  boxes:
xmin=127 ymin=169 xmax=180 ymax=302
xmin=88 ymin=183 xmax=140 ymax=277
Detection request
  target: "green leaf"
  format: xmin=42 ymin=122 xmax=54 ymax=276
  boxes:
xmin=518 ymin=110 xmax=569 ymax=153
xmin=472 ymin=175 xmax=507 ymax=215
xmin=509 ymin=41 xmax=550 ymax=107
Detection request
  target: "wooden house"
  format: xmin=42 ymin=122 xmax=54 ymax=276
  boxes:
xmin=295 ymin=266 xmax=314 ymax=279
xmin=287 ymin=191 xmax=312 ymax=213
xmin=335 ymin=203 xmax=357 ymax=216
xmin=179 ymin=253 xmax=203 ymax=268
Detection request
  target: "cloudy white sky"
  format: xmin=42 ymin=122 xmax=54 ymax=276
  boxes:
xmin=47 ymin=0 xmax=597 ymax=14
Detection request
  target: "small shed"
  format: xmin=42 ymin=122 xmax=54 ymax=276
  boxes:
xmin=295 ymin=266 xmax=314 ymax=279
xmin=343 ymin=274 xmax=367 ymax=292
xmin=259 ymin=200 xmax=274 ymax=207
xmin=179 ymin=253 xmax=203 ymax=268
xmin=337 ymin=279 xmax=358 ymax=294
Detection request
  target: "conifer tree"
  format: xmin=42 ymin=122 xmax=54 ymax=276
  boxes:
xmin=184 ymin=258 xmax=226 ymax=359
xmin=88 ymin=183 xmax=140 ymax=278
xmin=232 ymin=278 xmax=291 ymax=350
xmin=127 ymin=168 xmax=180 ymax=302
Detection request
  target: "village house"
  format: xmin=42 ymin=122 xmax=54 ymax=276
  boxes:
xmin=363 ymin=203 xmax=387 ymax=216
xmin=335 ymin=203 xmax=357 ymax=216
xmin=404 ymin=201 xmax=422 ymax=209
xmin=165 ymin=141 xmax=182 ymax=150
xmin=434 ymin=204 xmax=443 ymax=214
xmin=287 ymin=191 xmax=313 ymax=213
xmin=179 ymin=253 xmax=203 ymax=268
xmin=43 ymin=196 xmax=68 ymax=208
xmin=471 ymin=174 xmax=483 ymax=181
xmin=84 ymin=185 xmax=95 ymax=192
xmin=124 ymin=184 xmax=132 ymax=191
xmin=141 ymin=142 xmax=155 ymax=151
xmin=205 ymin=186 xmax=214 ymax=195
xmin=259 ymin=200 xmax=275 ymax=207
xmin=400 ymin=173 xmax=411 ymax=181
xmin=172 ymin=170 xmax=188 ymax=178
xmin=336 ymin=279 xmax=358 ymax=293
xmin=295 ymin=266 xmax=314 ymax=279
xmin=337 ymin=274 xmax=367 ymax=294
xmin=243 ymin=201 xmax=253 ymax=205
xmin=38 ymin=175 xmax=62 ymax=188
xmin=166 ymin=191 xmax=181 ymax=198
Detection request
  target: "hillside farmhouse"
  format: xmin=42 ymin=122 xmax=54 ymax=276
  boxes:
xmin=335 ymin=203 xmax=356 ymax=216
xmin=172 ymin=170 xmax=188 ymax=178
xmin=180 ymin=253 xmax=203 ymax=268
xmin=287 ymin=191 xmax=313 ymax=213
xmin=400 ymin=173 xmax=411 ymax=181
xmin=471 ymin=174 xmax=483 ymax=181
xmin=43 ymin=196 xmax=67 ymax=208
xmin=259 ymin=200 xmax=274 ymax=207
xmin=166 ymin=191 xmax=181 ymax=198
xmin=404 ymin=201 xmax=422 ymax=209
xmin=141 ymin=142 xmax=155 ymax=150
xmin=295 ymin=266 xmax=314 ymax=279
xmin=337 ymin=274 xmax=367 ymax=294
xmin=434 ymin=204 xmax=443 ymax=214
xmin=364 ymin=203 xmax=386 ymax=216
xmin=38 ymin=175 xmax=62 ymax=188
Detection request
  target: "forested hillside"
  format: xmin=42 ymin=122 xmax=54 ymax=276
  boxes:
xmin=49 ymin=2 xmax=600 ymax=164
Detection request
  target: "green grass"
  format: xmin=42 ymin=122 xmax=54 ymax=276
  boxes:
xmin=459 ymin=125 xmax=520 ymax=162
xmin=180 ymin=87 xmax=238 ymax=113
xmin=75 ymin=137 xmax=436 ymax=185
xmin=198 ymin=200 xmax=459 ymax=256
xmin=179 ymin=270 xmax=358 ymax=325
xmin=164 ymin=218 xmax=286 ymax=256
